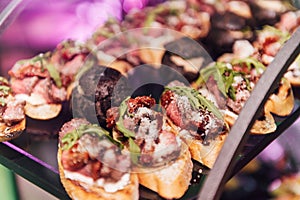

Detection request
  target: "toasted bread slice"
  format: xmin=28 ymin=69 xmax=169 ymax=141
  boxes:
xmin=184 ymin=133 xmax=227 ymax=169
xmin=136 ymin=145 xmax=193 ymax=199
xmin=0 ymin=118 xmax=26 ymax=142
xmin=250 ymin=111 xmax=277 ymax=134
xmin=112 ymin=122 xmax=193 ymax=199
xmin=25 ymin=103 xmax=62 ymax=120
xmin=265 ymin=78 xmax=294 ymax=116
xmin=58 ymin=149 xmax=139 ymax=200
xmin=13 ymin=89 xmax=63 ymax=120
xmin=166 ymin=117 xmax=227 ymax=169
xmin=284 ymin=74 xmax=300 ymax=87
xmin=224 ymin=109 xmax=277 ymax=134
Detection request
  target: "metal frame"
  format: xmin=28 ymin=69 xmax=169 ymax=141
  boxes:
xmin=198 ymin=28 xmax=300 ymax=200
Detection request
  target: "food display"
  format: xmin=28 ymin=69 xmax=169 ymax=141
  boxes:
xmin=0 ymin=76 xmax=26 ymax=142
xmin=8 ymin=40 xmax=93 ymax=120
xmin=160 ymin=82 xmax=229 ymax=168
xmin=108 ymin=95 xmax=193 ymax=199
xmin=58 ymin=118 xmax=139 ymax=200
xmin=0 ymin=0 xmax=300 ymax=200
xmin=197 ymin=58 xmax=294 ymax=134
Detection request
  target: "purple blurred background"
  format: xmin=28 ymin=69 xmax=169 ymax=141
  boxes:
xmin=0 ymin=0 xmax=163 ymax=75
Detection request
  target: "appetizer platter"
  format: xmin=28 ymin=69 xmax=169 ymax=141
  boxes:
xmin=0 ymin=0 xmax=300 ymax=199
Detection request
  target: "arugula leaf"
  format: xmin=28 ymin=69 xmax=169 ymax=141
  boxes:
xmin=0 ymin=97 xmax=6 ymax=106
xmin=116 ymin=120 xmax=135 ymax=138
xmin=258 ymin=25 xmax=290 ymax=44
xmin=231 ymin=57 xmax=266 ymax=74
xmin=115 ymin=97 xmax=136 ymax=137
xmin=61 ymin=124 xmax=117 ymax=150
xmin=144 ymin=5 xmax=165 ymax=27
xmin=115 ymin=97 xmax=144 ymax=163
xmin=16 ymin=54 xmax=63 ymax=88
xmin=31 ymin=53 xmax=45 ymax=70
xmin=35 ymin=53 xmax=62 ymax=88
xmin=61 ymin=129 xmax=80 ymax=150
xmin=129 ymin=138 xmax=141 ymax=164
xmin=165 ymin=86 xmax=223 ymax=119
xmin=0 ymin=85 xmax=11 ymax=95
xmin=200 ymin=61 xmax=256 ymax=101
xmin=199 ymin=62 xmax=228 ymax=97
xmin=0 ymin=77 xmax=9 ymax=85
xmin=45 ymin=63 xmax=62 ymax=88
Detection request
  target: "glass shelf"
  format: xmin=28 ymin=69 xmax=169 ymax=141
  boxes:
xmin=0 ymin=88 xmax=298 ymax=200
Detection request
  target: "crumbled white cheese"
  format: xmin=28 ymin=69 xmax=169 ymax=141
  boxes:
xmin=98 ymin=173 xmax=130 ymax=193
xmin=135 ymin=107 xmax=153 ymax=118
xmin=64 ymin=170 xmax=130 ymax=193
xmin=137 ymin=117 xmax=151 ymax=137
xmin=176 ymin=95 xmax=192 ymax=116
xmin=232 ymin=75 xmax=244 ymax=87
xmin=148 ymin=120 xmax=159 ymax=139
xmin=205 ymin=114 xmax=217 ymax=132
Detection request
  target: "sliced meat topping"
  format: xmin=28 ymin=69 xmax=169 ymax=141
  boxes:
xmin=0 ymin=77 xmax=26 ymax=125
xmin=206 ymin=76 xmax=227 ymax=109
xmin=60 ymin=120 xmax=131 ymax=182
xmin=2 ymin=98 xmax=26 ymax=125
xmin=9 ymin=64 xmax=49 ymax=79
xmin=50 ymin=84 xmax=67 ymax=102
xmin=106 ymin=107 xmax=119 ymax=129
xmin=127 ymin=96 xmax=156 ymax=114
xmin=50 ymin=40 xmax=91 ymax=87
xmin=226 ymin=80 xmax=251 ymax=114
xmin=161 ymin=89 xmax=227 ymax=145
xmin=112 ymin=96 xmax=181 ymax=166
xmin=61 ymin=143 xmax=89 ymax=171
xmin=10 ymin=77 xmax=39 ymax=95
xmin=58 ymin=118 xmax=90 ymax=143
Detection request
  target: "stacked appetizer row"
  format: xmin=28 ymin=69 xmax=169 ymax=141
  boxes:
xmin=0 ymin=0 xmax=299 ymax=199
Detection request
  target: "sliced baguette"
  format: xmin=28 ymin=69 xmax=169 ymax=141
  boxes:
xmin=166 ymin=118 xmax=227 ymax=169
xmin=183 ymin=132 xmax=227 ymax=169
xmin=136 ymin=145 xmax=193 ymax=199
xmin=0 ymin=118 xmax=26 ymax=142
xmin=223 ymin=109 xmax=277 ymax=134
xmin=265 ymin=78 xmax=294 ymax=116
xmin=57 ymin=149 xmax=139 ymax=200
xmin=24 ymin=103 xmax=62 ymax=120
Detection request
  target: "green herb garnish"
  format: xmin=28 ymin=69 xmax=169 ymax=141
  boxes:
xmin=164 ymin=86 xmax=223 ymax=120
xmin=61 ymin=124 xmax=117 ymax=150
xmin=31 ymin=53 xmax=45 ymax=71
xmin=144 ymin=5 xmax=165 ymax=27
xmin=258 ymin=25 xmax=291 ymax=44
xmin=198 ymin=62 xmax=228 ymax=97
xmin=97 ymin=29 xmax=115 ymax=38
xmin=0 ymin=85 xmax=11 ymax=95
xmin=198 ymin=62 xmax=237 ymax=99
xmin=199 ymin=61 xmax=256 ymax=101
xmin=44 ymin=63 xmax=62 ymax=88
xmin=116 ymin=97 xmax=141 ymax=155
xmin=129 ymin=138 xmax=141 ymax=164
xmin=16 ymin=54 xmax=62 ymax=88
xmin=231 ymin=57 xmax=266 ymax=74
xmin=0 ymin=97 xmax=6 ymax=106
xmin=0 ymin=77 xmax=9 ymax=85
